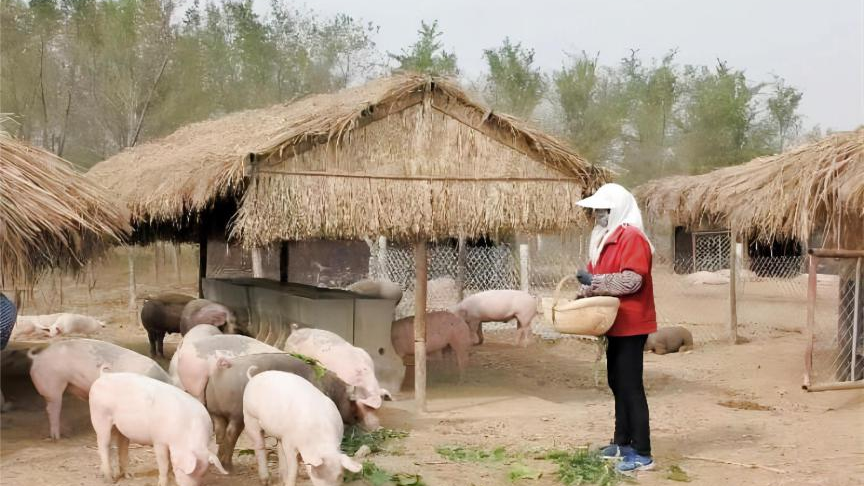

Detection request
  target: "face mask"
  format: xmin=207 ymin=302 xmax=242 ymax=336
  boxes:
xmin=594 ymin=209 xmax=610 ymax=228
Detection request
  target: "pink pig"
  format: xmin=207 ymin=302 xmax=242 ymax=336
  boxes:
xmin=243 ymin=369 xmax=362 ymax=486
xmin=391 ymin=311 xmax=472 ymax=379
xmin=89 ymin=370 xmax=227 ymax=486
xmin=28 ymin=338 xmax=170 ymax=440
xmin=284 ymin=326 xmax=389 ymax=429
xmin=450 ymin=290 xmax=538 ymax=346
xmin=175 ymin=333 xmax=281 ymax=402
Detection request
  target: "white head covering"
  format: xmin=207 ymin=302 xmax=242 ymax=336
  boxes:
xmin=576 ymin=183 xmax=654 ymax=266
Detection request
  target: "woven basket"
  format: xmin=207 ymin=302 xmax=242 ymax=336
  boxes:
xmin=551 ymin=275 xmax=620 ymax=336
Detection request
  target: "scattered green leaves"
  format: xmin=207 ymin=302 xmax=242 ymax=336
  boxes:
xmin=436 ymin=445 xmax=509 ymax=463
xmin=508 ymin=463 xmax=542 ymax=482
xmin=666 ymin=464 xmax=691 ymax=482
xmin=344 ymin=461 xmax=425 ymax=486
xmin=237 ymin=449 xmax=255 ymax=456
xmin=288 ymin=352 xmax=329 ymax=380
xmin=341 ymin=426 xmax=409 ymax=456
xmin=544 ymin=449 xmax=631 ymax=486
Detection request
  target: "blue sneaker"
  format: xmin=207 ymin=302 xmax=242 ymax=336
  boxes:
xmin=599 ymin=444 xmax=633 ymax=460
xmin=616 ymin=453 xmax=655 ymax=473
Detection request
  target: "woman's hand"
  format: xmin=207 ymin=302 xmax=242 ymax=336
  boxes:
xmin=576 ymin=269 xmax=594 ymax=286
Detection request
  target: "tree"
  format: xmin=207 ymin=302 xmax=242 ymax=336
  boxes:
xmin=388 ymin=20 xmax=458 ymax=76
xmin=675 ymin=60 xmax=769 ymax=172
xmin=553 ymin=52 xmax=625 ymax=164
xmin=766 ymin=76 xmax=803 ymax=152
xmin=481 ymin=38 xmax=545 ymax=118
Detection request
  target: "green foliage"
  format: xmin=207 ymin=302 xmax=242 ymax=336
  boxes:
xmin=344 ymin=461 xmax=425 ymax=486
xmin=341 ymin=427 xmax=408 ymax=456
xmin=287 ymin=352 xmax=328 ymax=379
xmin=666 ymin=464 xmax=692 ymax=482
xmin=483 ymin=38 xmax=546 ymax=118
xmin=508 ymin=463 xmax=542 ymax=481
xmin=766 ymin=76 xmax=803 ymax=151
xmin=544 ymin=449 xmax=631 ymax=486
xmin=388 ymin=20 xmax=458 ymax=76
xmin=436 ymin=445 xmax=510 ymax=462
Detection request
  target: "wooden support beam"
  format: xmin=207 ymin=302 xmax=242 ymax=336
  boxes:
xmin=198 ymin=218 xmax=208 ymax=298
xmin=804 ymin=380 xmax=864 ymax=392
xmin=279 ymin=242 xmax=289 ymax=283
xmin=804 ymin=254 xmax=818 ymax=389
xmin=808 ymin=248 xmax=864 ymax=258
xmin=414 ymin=241 xmax=428 ymax=412
xmin=456 ymin=235 xmax=466 ymax=301
xmin=729 ymin=233 xmax=738 ymax=344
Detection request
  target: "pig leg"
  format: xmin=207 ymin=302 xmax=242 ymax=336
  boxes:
xmin=31 ymin=375 xmax=66 ymax=439
xmin=154 ymin=444 xmax=170 ymax=486
xmin=155 ymin=332 xmax=166 ymax=358
xmin=46 ymin=397 xmax=64 ymax=440
xmin=212 ymin=414 xmax=227 ymax=445
xmin=115 ymin=429 xmax=132 ymax=479
xmin=466 ymin=320 xmax=483 ymax=345
xmin=277 ymin=441 xmax=299 ymax=486
xmin=91 ymin=417 xmax=115 ymax=482
xmin=219 ymin=418 xmax=245 ymax=471
xmin=451 ymin=343 xmax=469 ymax=382
xmin=147 ymin=330 xmax=159 ymax=357
xmin=244 ymin=414 xmax=270 ymax=485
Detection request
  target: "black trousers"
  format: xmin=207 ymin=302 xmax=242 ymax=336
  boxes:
xmin=606 ymin=334 xmax=651 ymax=456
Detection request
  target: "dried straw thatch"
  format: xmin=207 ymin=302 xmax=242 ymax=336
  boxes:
xmin=1 ymin=134 xmax=129 ymax=289
xmin=636 ymin=129 xmax=864 ymax=245
xmin=88 ymin=73 xmax=609 ymax=243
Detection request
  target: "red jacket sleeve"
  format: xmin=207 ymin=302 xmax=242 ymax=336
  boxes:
xmin=617 ymin=228 xmax=651 ymax=276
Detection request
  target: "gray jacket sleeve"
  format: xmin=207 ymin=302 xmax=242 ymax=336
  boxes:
xmin=588 ymin=270 xmax=643 ymax=296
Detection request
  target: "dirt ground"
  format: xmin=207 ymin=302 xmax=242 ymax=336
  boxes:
xmin=2 ymin=251 xmax=863 ymax=486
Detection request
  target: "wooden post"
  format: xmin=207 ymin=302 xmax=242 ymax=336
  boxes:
xmin=173 ymin=244 xmax=182 ymax=283
xmin=128 ymin=246 xmax=136 ymax=312
xmin=519 ymin=242 xmax=530 ymax=292
xmin=729 ymin=232 xmax=738 ymax=344
xmin=378 ymin=236 xmax=388 ymax=280
xmin=804 ymin=254 xmax=818 ymax=389
xmin=251 ymin=247 xmax=264 ymax=278
xmin=153 ymin=243 xmax=160 ymax=284
xmin=456 ymin=235 xmax=466 ymax=301
xmin=198 ymin=220 xmax=208 ymax=298
xmin=279 ymin=242 xmax=288 ymax=283
xmin=851 ymin=257 xmax=861 ymax=381
xmin=414 ymin=241 xmax=428 ymax=412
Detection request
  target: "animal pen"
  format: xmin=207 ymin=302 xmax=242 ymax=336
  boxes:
xmin=638 ymin=128 xmax=864 ymax=389
xmin=87 ymin=73 xmax=610 ymax=409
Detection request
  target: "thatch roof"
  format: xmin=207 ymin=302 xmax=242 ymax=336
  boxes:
xmin=88 ymin=73 xmax=609 ymax=242
xmin=1 ymin=134 xmax=129 ymax=289
xmin=636 ymin=129 xmax=864 ymax=244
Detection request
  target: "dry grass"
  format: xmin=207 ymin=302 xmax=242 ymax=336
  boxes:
xmin=0 ymin=134 xmax=129 ymax=289
xmin=636 ymin=128 xmax=864 ymax=245
xmin=87 ymin=73 xmax=609 ymax=242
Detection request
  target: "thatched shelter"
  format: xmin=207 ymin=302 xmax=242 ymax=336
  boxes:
xmin=636 ymin=129 xmax=864 ymax=250
xmin=88 ymin=74 xmax=610 ymax=243
xmin=0 ymin=134 xmax=129 ymax=290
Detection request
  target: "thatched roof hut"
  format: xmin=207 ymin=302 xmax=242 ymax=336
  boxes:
xmin=636 ymin=129 xmax=864 ymax=249
xmin=1 ymin=134 xmax=129 ymax=289
xmin=88 ymin=74 xmax=610 ymax=243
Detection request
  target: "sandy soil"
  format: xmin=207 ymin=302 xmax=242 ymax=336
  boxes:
xmin=1 ymin=251 xmax=862 ymax=486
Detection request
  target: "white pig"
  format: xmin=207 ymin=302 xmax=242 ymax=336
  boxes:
xmin=168 ymin=324 xmax=223 ymax=387
xmin=12 ymin=314 xmax=58 ymax=339
xmin=48 ymin=313 xmax=106 ymax=337
xmin=345 ymin=279 xmax=403 ymax=304
xmin=175 ymin=333 xmax=281 ymax=401
xmin=89 ymin=370 xmax=227 ymax=486
xmin=28 ymin=338 xmax=171 ymax=440
xmin=450 ymin=290 xmax=538 ymax=346
xmin=243 ymin=369 xmax=362 ymax=486
xmin=284 ymin=327 xmax=390 ymax=419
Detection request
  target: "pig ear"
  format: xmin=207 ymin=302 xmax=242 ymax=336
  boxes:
xmin=171 ymin=449 xmax=198 ymax=475
xmin=302 ymin=450 xmax=324 ymax=468
xmin=346 ymin=385 xmax=358 ymax=401
xmin=340 ymin=454 xmax=363 ymax=473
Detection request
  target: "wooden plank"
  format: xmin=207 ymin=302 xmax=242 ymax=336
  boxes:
xmin=414 ymin=241 xmax=428 ymax=412
xmin=729 ymin=233 xmax=738 ymax=344
xmin=456 ymin=235 xmax=466 ymax=301
xmin=808 ymin=248 xmax=864 ymax=258
xmin=804 ymin=380 xmax=864 ymax=392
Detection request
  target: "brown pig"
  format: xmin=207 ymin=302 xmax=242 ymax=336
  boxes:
xmin=390 ymin=311 xmax=472 ymax=379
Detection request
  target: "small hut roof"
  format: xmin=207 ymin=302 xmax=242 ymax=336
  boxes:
xmin=1 ymin=134 xmax=129 ymax=288
xmin=636 ymin=129 xmax=864 ymax=243
xmin=88 ymin=74 xmax=609 ymax=240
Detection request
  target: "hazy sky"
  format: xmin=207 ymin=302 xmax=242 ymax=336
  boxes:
xmin=265 ymin=0 xmax=863 ymax=131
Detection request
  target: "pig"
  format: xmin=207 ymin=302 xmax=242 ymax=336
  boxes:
xmin=47 ymin=313 xmax=105 ymax=337
xmin=168 ymin=324 xmax=224 ymax=387
xmin=391 ymin=311 xmax=472 ymax=379
xmin=27 ymin=338 xmax=170 ymax=440
xmin=284 ymin=327 xmax=390 ymax=419
xmin=243 ymin=370 xmax=362 ymax=486
xmin=12 ymin=314 xmax=60 ymax=339
xmin=175 ymin=334 xmax=281 ymax=402
xmin=450 ymin=290 xmax=538 ymax=346
xmin=89 ymin=370 xmax=227 ymax=486
xmin=346 ymin=279 xmax=403 ymax=304
xmin=645 ymin=326 xmax=694 ymax=355
xmin=141 ymin=293 xmax=195 ymax=358
xmin=205 ymin=353 xmax=364 ymax=470
xmin=179 ymin=299 xmax=237 ymax=336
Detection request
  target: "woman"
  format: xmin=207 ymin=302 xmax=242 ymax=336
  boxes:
xmin=575 ymin=183 xmax=656 ymax=473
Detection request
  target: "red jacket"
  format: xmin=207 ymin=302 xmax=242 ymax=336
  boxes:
xmin=588 ymin=225 xmax=657 ymax=337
